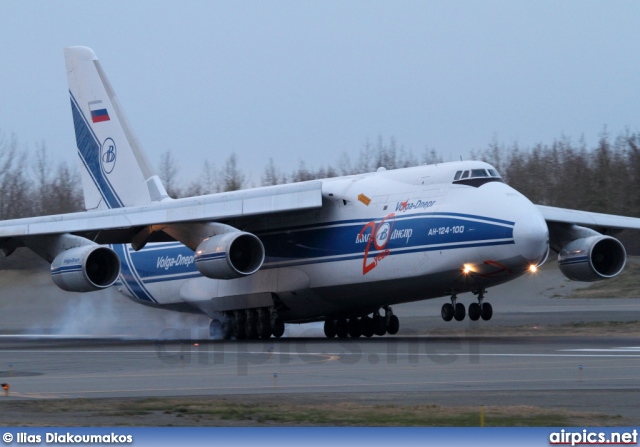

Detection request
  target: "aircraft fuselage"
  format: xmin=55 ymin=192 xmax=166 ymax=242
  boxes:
xmin=114 ymin=160 xmax=549 ymax=323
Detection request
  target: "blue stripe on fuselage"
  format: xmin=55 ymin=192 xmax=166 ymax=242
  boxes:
xmin=114 ymin=213 xmax=515 ymax=294
xmin=111 ymin=244 xmax=157 ymax=303
xmin=258 ymin=214 xmax=514 ymax=264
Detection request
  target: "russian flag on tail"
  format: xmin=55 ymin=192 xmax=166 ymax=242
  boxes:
xmin=88 ymin=100 xmax=110 ymax=123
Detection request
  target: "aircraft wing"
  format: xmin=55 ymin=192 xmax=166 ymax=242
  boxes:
xmin=537 ymin=204 xmax=640 ymax=231
xmin=0 ymin=180 xmax=322 ymax=242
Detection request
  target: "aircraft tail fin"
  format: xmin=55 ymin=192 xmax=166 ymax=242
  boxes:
xmin=64 ymin=46 xmax=169 ymax=210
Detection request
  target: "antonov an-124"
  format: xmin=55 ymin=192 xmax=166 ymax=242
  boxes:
xmin=1 ymin=47 xmax=637 ymax=339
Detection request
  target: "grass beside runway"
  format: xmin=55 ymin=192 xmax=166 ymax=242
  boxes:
xmin=419 ymin=320 xmax=640 ymax=337
xmin=569 ymin=259 xmax=640 ymax=299
xmin=0 ymin=396 xmax=625 ymax=427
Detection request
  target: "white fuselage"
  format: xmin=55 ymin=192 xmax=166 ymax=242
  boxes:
xmin=114 ymin=161 xmax=549 ymax=322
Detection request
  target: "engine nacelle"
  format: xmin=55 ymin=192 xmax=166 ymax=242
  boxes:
xmin=51 ymin=246 xmax=121 ymax=292
xmin=195 ymin=232 xmax=265 ymax=279
xmin=558 ymin=235 xmax=626 ymax=282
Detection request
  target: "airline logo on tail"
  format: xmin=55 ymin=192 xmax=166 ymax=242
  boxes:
xmin=101 ymin=138 xmax=117 ymax=174
xmin=89 ymin=100 xmax=110 ymax=123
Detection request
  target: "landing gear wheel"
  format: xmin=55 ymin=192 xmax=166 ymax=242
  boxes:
xmin=209 ymin=319 xmax=222 ymax=338
xmin=245 ymin=310 xmax=258 ymax=339
xmin=348 ymin=318 xmax=362 ymax=338
xmin=234 ymin=311 xmax=247 ymax=340
xmin=386 ymin=314 xmax=400 ymax=335
xmin=373 ymin=314 xmax=387 ymax=336
xmin=468 ymin=302 xmax=481 ymax=321
xmin=441 ymin=303 xmax=454 ymax=322
xmin=324 ymin=320 xmax=337 ymax=338
xmin=336 ymin=319 xmax=349 ymax=338
xmin=272 ymin=317 xmax=285 ymax=338
xmin=257 ymin=312 xmax=272 ymax=339
xmin=454 ymin=303 xmax=466 ymax=321
xmin=222 ymin=318 xmax=234 ymax=340
xmin=481 ymin=302 xmax=493 ymax=321
xmin=361 ymin=316 xmax=375 ymax=338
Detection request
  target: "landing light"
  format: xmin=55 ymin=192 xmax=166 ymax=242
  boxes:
xmin=529 ymin=264 xmax=538 ymax=273
xmin=462 ymin=264 xmax=473 ymax=274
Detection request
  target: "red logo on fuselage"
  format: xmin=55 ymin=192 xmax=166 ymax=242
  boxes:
xmin=357 ymin=213 xmax=395 ymax=275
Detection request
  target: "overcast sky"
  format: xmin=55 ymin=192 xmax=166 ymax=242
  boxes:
xmin=1 ymin=1 xmax=639 ymax=186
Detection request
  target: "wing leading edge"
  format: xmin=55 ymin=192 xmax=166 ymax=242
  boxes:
xmin=537 ymin=204 xmax=640 ymax=231
xmin=0 ymin=180 xmax=322 ymax=244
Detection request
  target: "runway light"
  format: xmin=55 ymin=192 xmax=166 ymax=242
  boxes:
xmin=529 ymin=264 xmax=538 ymax=273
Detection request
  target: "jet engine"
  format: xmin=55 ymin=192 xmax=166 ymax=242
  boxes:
xmin=558 ymin=235 xmax=626 ymax=282
xmin=50 ymin=245 xmax=121 ymax=292
xmin=194 ymin=232 xmax=265 ymax=279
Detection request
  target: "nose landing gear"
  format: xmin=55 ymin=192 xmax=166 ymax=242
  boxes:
xmin=441 ymin=295 xmax=466 ymax=322
xmin=441 ymin=290 xmax=492 ymax=322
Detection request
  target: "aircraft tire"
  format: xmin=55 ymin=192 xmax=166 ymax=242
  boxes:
xmin=361 ymin=316 xmax=375 ymax=338
xmin=222 ymin=318 xmax=234 ymax=340
xmin=234 ymin=311 xmax=247 ymax=340
xmin=454 ymin=303 xmax=466 ymax=321
xmin=209 ymin=319 xmax=223 ymax=338
xmin=441 ymin=303 xmax=454 ymax=322
xmin=373 ymin=314 xmax=387 ymax=336
xmin=272 ymin=317 xmax=285 ymax=338
xmin=348 ymin=318 xmax=362 ymax=338
xmin=324 ymin=320 xmax=337 ymax=338
xmin=481 ymin=302 xmax=493 ymax=321
xmin=387 ymin=314 xmax=400 ymax=335
xmin=336 ymin=319 xmax=349 ymax=338
xmin=258 ymin=313 xmax=272 ymax=339
xmin=245 ymin=310 xmax=259 ymax=339
xmin=468 ymin=302 xmax=481 ymax=321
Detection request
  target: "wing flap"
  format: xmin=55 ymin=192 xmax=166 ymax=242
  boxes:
xmin=0 ymin=181 xmax=323 ymax=241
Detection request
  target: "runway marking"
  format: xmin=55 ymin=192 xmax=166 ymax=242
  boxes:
xmin=0 ymin=335 xmax=132 ymax=339
xmin=6 ymin=392 xmax=62 ymax=399
xmin=10 ymin=374 xmax=640 ymax=399
xmin=560 ymin=347 xmax=640 ymax=352
xmin=1 ymin=349 xmax=640 ymax=358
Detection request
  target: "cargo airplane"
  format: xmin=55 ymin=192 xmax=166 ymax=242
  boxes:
xmin=1 ymin=47 xmax=638 ymax=339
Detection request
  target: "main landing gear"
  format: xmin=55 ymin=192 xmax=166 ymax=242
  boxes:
xmin=209 ymin=307 xmax=285 ymax=340
xmin=323 ymin=306 xmax=399 ymax=338
xmin=441 ymin=290 xmax=492 ymax=322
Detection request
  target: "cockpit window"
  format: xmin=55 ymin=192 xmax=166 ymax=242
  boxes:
xmin=471 ymin=169 xmax=488 ymax=178
xmin=453 ymin=166 xmax=504 ymax=187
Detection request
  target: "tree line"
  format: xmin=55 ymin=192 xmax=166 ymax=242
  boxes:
xmin=0 ymin=133 xmax=83 ymax=220
xmin=471 ymin=129 xmax=640 ymax=217
xmin=161 ymin=135 xmax=442 ymax=197
xmin=2 ymin=128 xmax=640 ymax=221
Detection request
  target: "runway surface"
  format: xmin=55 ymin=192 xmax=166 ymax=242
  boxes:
xmin=0 ymin=335 xmax=639 ymax=420
xmin=0 ymin=262 xmax=639 ymax=421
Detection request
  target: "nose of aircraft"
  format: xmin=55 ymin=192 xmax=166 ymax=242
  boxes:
xmin=513 ymin=211 xmax=549 ymax=265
